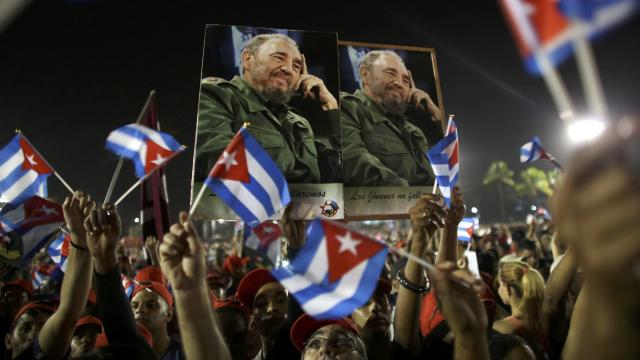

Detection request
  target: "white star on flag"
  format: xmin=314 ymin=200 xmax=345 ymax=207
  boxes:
xmin=37 ymin=206 xmax=58 ymax=216
xmin=26 ymin=154 xmax=38 ymax=166
xmin=217 ymin=151 xmax=238 ymax=172
xmin=150 ymin=154 xmax=167 ymax=166
xmin=336 ymin=231 xmax=361 ymax=255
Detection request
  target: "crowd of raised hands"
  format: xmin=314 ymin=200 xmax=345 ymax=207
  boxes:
xmin=0 ymin=117 xmax=638 ymax=360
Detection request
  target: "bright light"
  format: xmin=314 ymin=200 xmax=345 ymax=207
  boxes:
xmin=133 ymin=217 xmax=139 ymax=223
xmin=217 ymin=219 xmax=224 ymax=224
xmin=568 ymin=118 xmax=606 ymax=143
xmin=531 ymin=205 xmax=537 ymax=211
xmin=471 ymin=207 xmax=478 ymax=214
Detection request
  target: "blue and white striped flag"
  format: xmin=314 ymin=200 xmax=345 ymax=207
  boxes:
xmin=105 ymin=124 xmax=185 ymax=178
xmin=458 ymin=217 xmax=480 ymax=243
xmin=0 ymin=134 xmax=51 ymax=205
xmin=48 ymin=232 xmax=70 ymax=273
xmin=272 ymin=219 xmax=387 ymax=320
xmin=520 ymin=136 xmax=550 ymax=163
xmin=204 ymin=127 xmax=290 ymax=228
xmin=427 ymin=118 xmax=459 ymax=207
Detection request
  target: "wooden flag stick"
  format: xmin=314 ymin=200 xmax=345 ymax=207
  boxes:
xmin=104 ymin=90 xmax=157 ymax=204
xmin=16 ymin=130 xmax=74 ymax=195
xmin=571 ymin=19 xmax=609 ymax=120
xmin=113 ymin=146 xmax=185 ymax=206
xmin=188 ymin=182 xmax=209 ymax=219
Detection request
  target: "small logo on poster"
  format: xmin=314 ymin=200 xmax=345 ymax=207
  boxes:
xmin=319 ymin=200 xmax=339 ymax=217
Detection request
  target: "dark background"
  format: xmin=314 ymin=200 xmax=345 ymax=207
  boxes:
xmin=1 ymin=0 xmax=638 ymax=227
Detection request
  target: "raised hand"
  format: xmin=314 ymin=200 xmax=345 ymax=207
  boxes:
xmin=295 ymin=54 xmax=338 ymax=111
xmin=409 ymin=193 xmax=448 ymax=237
xmin=160 ymin=212 xmax=206 ymax=292
xmin=428 ymin=261 xmax=487 ymax=338
xmin=408 ymin=70 xmax=442 ymax=122
xmin=145 ymin=235 xmax=160 ymax=267
xmin=445 ymin=186 xmax=466 ymax=228
xmin=62 ymin=191 xmax=95 ymax=244
xmin=84 ymin=204 xmax=121 ymax=274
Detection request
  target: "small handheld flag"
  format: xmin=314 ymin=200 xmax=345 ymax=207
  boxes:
xmin=0 ymin=134 xmax=52 ymax=205
xmin=427 ymin=117 xmax=459 ymax=207
xmin=243 ymin=221 xmax=282 ymax=265
xmin=272 ymin=219 xmax=388 ymax=320
xmin=106 ymin=124 xmax=184 ymax=179
xmin=48 ymin=232 xmax=71 ymax=273
xmin=0 ymin=196 xmax=64 ymax=267
xmin=191 ymin=127 xmax=290 ymax=227
xmin=458 ymin=217 xmax=480 ymax=243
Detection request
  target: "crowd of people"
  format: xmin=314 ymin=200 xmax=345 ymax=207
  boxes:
xmin=0 ymin=118 xmax=638 ymax=360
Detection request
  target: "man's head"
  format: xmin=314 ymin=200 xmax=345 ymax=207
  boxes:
xmin=0 ymin=280 xmax=32 ymax=319
xmin=350 ymin=279 xmax=392 ymax=339
xmin=130 ymin=282 xmax=173 ymax=333
xmin=240 ymin=34 xmax=302 ymax=105
xmin=237 ymin=268 xmax=288 ymax=339
xmin=71 ymin=316 xmax=102 ymax=358
xmin=5 ymin=302 xmax=56 ymax=359
xmin=215 ymin=300 xmax=255 ymax=360
xmin=515 ymin=239 xmax=538 ymax=268
xmin=359 ymin=50 xmax=411 ymax=116
xmin=291 ymin=314 xmax=366 ymax=360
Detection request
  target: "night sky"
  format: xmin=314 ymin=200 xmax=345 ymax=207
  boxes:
xmin=1 ymin=0 xmax=639 ymax=226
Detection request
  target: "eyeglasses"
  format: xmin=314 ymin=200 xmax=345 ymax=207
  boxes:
xmin=303 ymin=333 xmax=357 ymax=353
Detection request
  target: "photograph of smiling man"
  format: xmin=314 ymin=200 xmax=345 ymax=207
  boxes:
xmin=193 ymin=25 xmax=341 ymax=186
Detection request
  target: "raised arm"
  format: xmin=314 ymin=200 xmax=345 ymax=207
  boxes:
xmin=394 ymin=194 xmax=446 ymax=352
xmin=38 ymin=191 xmax=94 ymax=359
xmin=436 ymin=187 xmax=465 ymax=265
xmin=160 ymin=211 xmax=231 ymax=360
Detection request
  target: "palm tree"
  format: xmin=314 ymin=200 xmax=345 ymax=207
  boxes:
xmin=514 ymin=167 xmax=553 ymax=205
xmin=483 ymin=161 xmax=515 ymax=221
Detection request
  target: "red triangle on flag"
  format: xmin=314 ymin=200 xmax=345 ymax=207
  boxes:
xmin=145 ymin=140 xmax=175 ymax=174
xmin=323 ymin=221 xmax=386 ymax=284
xmin=254 ymin=221 xmax=282 ymax=247
xmin=19 ymin=138 xmax=52 ymax=175
xmin=209 ymin=133 xmax=250 ymax=183
xmin=21 ymin=196 xmax=64 ymax=229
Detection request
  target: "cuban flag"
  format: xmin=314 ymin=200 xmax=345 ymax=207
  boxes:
xmin=48 ymin=232 xmax=71 ymax=273
xmin=520 ymin=136 xmax=550 ymax=163
xmin=458 ymin=217 xmax=480 ymax=243
xmin=500 ymin=0 xmax=639 ymax=75
xmin=204 ymin=127 xmax=290 ymax=228
xmin=32 ymin=265 xmax=52 ymax=290
xmin=105 ymin=124 xmax=185 ymax=178
xmin=0 ymin=134 xmax=51 ymax=205
xmin=0 ymin=196 xmax=64 ymax=267
xmin=427 ymin=118 xmax=459 ymax=207
xmin=243 ymin=221 xmax=282 ymax=265
xmin=272 ymin=219 xmax=388 ymax=320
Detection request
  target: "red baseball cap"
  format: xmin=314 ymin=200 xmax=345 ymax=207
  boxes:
xmin=224 ymin=255 xmax=250 ymax=274
xmin=11 ymin=302 xmax=57 ymax=331
xmin=2 ymin=279 xmax=34 ymax=297
xmin=131 ymin=281 xmax=173 ymax=309
xmin=76 ymin=315 xmax=103 ymax=330
xmin=135 ymin=266 xmax=166 ymax=285
xmin=290 ymin=314 xmax=360 ymax=352
xmin=236 ymin=268 xmax=278 ymax=308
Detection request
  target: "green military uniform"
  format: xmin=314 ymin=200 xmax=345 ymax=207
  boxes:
xmin=340 ymin=90 xmax=434 ymax=186
xmin=195 ymin=76 xmax=321 ymax=183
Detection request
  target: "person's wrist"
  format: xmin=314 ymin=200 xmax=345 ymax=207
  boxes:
xmin=93 ymin=254 xmax=118 ymax=275
xmin=321 ymin=100 xmax=338 ymax=111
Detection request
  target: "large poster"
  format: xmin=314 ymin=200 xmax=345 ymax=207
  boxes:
xmin=338 ymin=41 xmax=446 ymax=219
xmin=191 ymin=25 xmax=343 ymax=221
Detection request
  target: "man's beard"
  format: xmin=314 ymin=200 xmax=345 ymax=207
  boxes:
xmin=380 ymin=96 xmax=407 ymax=116
xmin=263 ymin=85 xmax=293 ymax=105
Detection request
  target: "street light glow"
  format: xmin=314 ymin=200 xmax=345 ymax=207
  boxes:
xmin=134 ymin=217 xmax=139 ymax=223
xmin=471 ymin=206 xmax=478 ymax=214
xmin=568 ymin=117 xmax=606 ymax=143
